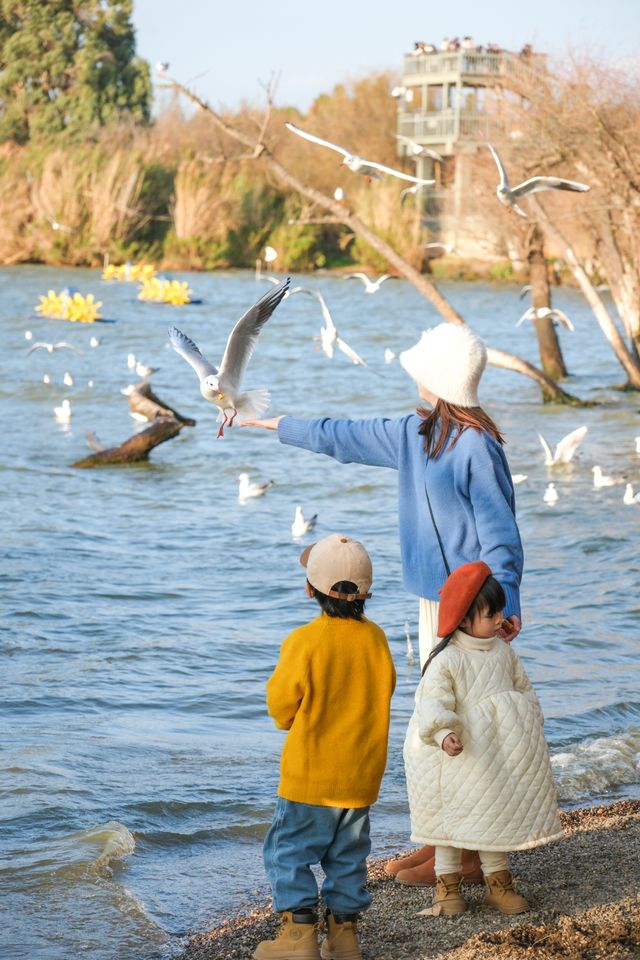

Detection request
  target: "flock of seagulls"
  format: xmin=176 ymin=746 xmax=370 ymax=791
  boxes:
xmin=527 ymin=426 xmax=640 ymax=506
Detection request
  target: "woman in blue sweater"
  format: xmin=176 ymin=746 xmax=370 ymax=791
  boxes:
xmin=243 ymin=322 xmax=523 ymax=883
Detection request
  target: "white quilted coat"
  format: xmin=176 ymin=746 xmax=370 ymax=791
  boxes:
xmin=404 ymin=630 xmax=563 ymax=851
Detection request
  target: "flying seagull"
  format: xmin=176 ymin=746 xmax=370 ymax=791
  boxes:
xmin=292 ymin=288 xmax=368 ymax=367
xmin=538 ymin=426 xmax=587 ymax=466
xmin=345 ymin=273 xmax=395 ymax=294
xmin=44 ymin=214 xmax=75 ymax=233
xmin=517 ymin=306 xmax=575 ymax=332
xmin=394 ymin=135 xmax=444 ymax=163
xmin=400 ymin=181 xmax=433 ymax=202
xmin=487 ymin=143 xmax=590 ymax=218
xmin=285 ymin=122 xmax=435 ymax=186
xmin=168 ymin=278 xmax=290 ymax=437
xmin=27 ymin=341 xmax=83 ymax=355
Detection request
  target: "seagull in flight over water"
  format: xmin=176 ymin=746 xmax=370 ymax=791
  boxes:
xmin=168 ymin=278 xmax=290 ymax=437
xmin=286 ymin=123 xmax=435 ymax=186
xmin=517 ymin=306 xmax=575 ymax=332
xmin=27 ymin=341 xmax=83 ymax=355
xmin=487 ymin=143 xmax=590 ymax=218
xmin=292 ymin=288 xmax=368 ymax=366
xmin=345 ymin=273 xmax=395 ymax=294
xmin=538 ymin=426 xmax=588 ymax=466
xmin=394 ymin=135 xmax=444 ymax=163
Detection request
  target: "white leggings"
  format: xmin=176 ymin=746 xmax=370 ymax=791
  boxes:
xmin=435 ymin=846 xmax=509 ymax=875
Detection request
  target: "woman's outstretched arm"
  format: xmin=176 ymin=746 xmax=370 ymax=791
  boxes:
xmin=243 ymin=414 xmax=408 ymax=469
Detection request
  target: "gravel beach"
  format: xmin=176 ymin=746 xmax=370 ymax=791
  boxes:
xmin=178 ymin=799 xmax=640 ymax=960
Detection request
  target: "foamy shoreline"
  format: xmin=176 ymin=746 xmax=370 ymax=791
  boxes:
xmin=178 ymin=799 xmax=640 ymax=960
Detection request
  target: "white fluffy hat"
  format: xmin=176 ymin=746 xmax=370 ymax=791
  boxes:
xmin=399 ymin=323 xmax=487 ymax=407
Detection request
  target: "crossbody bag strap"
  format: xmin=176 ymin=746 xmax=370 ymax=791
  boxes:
xmin=424 ymin=474 xmax=451 ymax=578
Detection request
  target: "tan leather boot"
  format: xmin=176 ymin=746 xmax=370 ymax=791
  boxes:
xmin=320 ymin=912 xmax=362 ymax=960
xmin=254 ymin=910 xmax=321 ymax=959
xmin=385 ymin=843 xmax=434 ymax=875
xmin=396 ymin=849 xmax=483 ymax=886
xmin=417 ymin=873 xmax=467 ymax=916
xmin=483 ymin=870 xmax=529 ymax=915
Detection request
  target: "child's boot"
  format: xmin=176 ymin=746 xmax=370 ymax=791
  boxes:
xmin=417 ymin=873 xmax=467 ymax=916
xmin=320 ymin=910 xmax=362 ymax=960
xmin=253 ymin=909 xmax=321 ymax=959
xmin=483 ymin=871 xmax=529 ymax=915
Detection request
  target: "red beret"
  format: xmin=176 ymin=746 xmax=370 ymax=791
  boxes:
xmin=437 ymin=561 xmax=492 ymax=637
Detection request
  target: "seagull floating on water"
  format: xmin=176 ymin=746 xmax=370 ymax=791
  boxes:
xmin=63 ymin=372 xmax=74 ymax=387
xmin=135 ymin=360 xmax=159 ymax=378
xmin=487 ymin=143 xmax=590 ymax=218
xmin=286 ymin=122 xmax=435 ymax=186
xmin=89 ymin=336 xmax=101 ymax=348
xmin=635 ymin=437 xmax=640 ymax=455
xmin=42 ymin=374 xmax=51 ymax=385
xmin=517 ymin=306 xmax=575 ymax=332
xmin=168 ymin=278 xmax=290 ymax=437
xmin=291 ymin=505 xmax=318 ymax=539
xmin=384 ymin=349 xmax=396 ymax=364
xmin=238 ymin=473 xmax=274 ymax=501
xmin=543 ymin=482 xmax=558 ymax=505
xmin=27 ymin=341 xmax=83 ymax=355
xmin=623 ymin=483 xmax=640 ymax=505
xmin=592 ymin=465 xmax=621 ymax=488
xmin=54 ymin=399 xmax=72 ymax=423
xmin=127 ymin=353 xmax=137 ymax=370
xmin=25 ymin=330 xmax=33 ymax=341
xmin=538 ymin=426 xmax=587 ymax=466
xmin=394 ymin=135 xmax=444 ymax=163
xmin=512 ymin=474 xmax=528 ymax=484
xmin=345 ymin=273 xmax=395 ymax=294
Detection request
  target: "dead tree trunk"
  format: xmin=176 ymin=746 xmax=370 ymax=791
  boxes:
xmin=531 ymin=197 xmax=640 ymax=389
xmin=165 ymin=78 xmax=580 ymax=405
xmin=125 ymin=380 xmax=197 ymax=425
xmin=72 ymin=417 xmax=183 ymax=467
xmin=527 ymin=225 xmax=568 ymax=380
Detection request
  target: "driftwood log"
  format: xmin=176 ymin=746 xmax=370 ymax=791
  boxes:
xmin=72 ymin=416 xmax=183 ymax=467
xmin=125 ymin=380 xmax=196 ymax=426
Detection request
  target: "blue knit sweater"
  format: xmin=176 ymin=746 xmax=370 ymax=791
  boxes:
xmin=278 ymin=414 xmax=523 ymax=620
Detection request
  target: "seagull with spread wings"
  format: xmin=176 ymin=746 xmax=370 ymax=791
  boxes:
xmin=27 ymin=341 xmax=83 ymax=355
xmin=291 ymin=288 xmax=368 ymax=367
xmin=168 ymin=278 xmax=290 ymax=437
xmin=487 ymin=143 xmax=590 ymax=218
xmin=345 ymin=272 xmax=395 ymax=294
xmin=286 ymin=122 xmax=435 ymax=186
xmin=538 ymin=426 xmax=588 ymax=466
xmin=394 ymin=135 xmax=444 ymax=163
xmin=517 ymin=306 xmax=575 ymax=332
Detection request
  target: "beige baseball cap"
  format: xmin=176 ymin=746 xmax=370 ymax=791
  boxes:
xmin=300 ymin=534 xmax=373 ymax=600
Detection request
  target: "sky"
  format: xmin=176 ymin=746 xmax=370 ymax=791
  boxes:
xmin=132 ymin=0 xmax=640 ymax=112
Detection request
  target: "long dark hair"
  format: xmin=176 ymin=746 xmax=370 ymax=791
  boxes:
xmin=421 ymin=576 xmax=506 ymax=675
xmin=310 ymin=580 xmax=366 ymax=621
xmin=418 ymin=399 xmax=504 ymax=459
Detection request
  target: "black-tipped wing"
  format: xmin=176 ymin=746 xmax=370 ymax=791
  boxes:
xmin=168 ymin=326 xmax=218 ymax=382
xmin=512 ymin=176 xmax=590 ymax=198
xmin=218 ymin=278 xmax=290 ymax=389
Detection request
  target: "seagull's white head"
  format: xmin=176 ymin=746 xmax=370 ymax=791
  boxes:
xmin=201 ymin=374 xmax=224 ymax=402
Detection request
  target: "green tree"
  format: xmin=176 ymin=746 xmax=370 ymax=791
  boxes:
xmin=0 ymin=0 xmax=151 ymax=143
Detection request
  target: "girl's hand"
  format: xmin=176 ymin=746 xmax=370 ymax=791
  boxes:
xmin=442 ymin=733 xmax=463 ymax=756
xmin=239 ymin=417 xmax=284 ymax=431
xmin=498 ymin=614 xmax=521 ymax=644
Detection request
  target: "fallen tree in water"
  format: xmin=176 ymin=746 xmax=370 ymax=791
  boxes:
xmin=71 ymin=416 xmax=183 ymax=467
xmin=123 ymin=379 xmax=197 ymax=425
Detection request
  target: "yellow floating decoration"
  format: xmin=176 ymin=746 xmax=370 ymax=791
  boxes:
xmin=102 ymin=262 xmax=157 ymax=282
xmin=35 ymin=289 xmax=103 ymax=323
xmin=137 ymin=277 xmax=193 ymax=306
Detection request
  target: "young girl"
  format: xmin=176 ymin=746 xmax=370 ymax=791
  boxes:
xmin=404 ymin=561 xmax=562 ymax=916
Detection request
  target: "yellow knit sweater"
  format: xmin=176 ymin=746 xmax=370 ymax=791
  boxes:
xmin=266 ymin=613 xmax=396 ymax=807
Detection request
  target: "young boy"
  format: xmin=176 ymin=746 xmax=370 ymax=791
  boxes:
xmin=255 ymin=534 xmax=396 ymax=960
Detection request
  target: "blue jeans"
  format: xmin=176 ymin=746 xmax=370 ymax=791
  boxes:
xmin=263 ymin=797 xmax=372 ymax=914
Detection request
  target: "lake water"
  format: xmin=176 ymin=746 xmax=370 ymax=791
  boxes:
xmin=2 ymin=266 xmax=639 ymax=960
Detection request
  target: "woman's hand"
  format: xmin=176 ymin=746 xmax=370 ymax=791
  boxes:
xmin=497 ymin=614 xmax=521 ymax=644
xmin=442 ymin=733 xmax=463 ymax=756
xmin=239 ymin=417 xmax=283 ymax=431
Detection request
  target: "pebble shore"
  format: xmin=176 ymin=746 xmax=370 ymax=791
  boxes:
xmin=178 ymin=799 xmax=640 ymax=960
